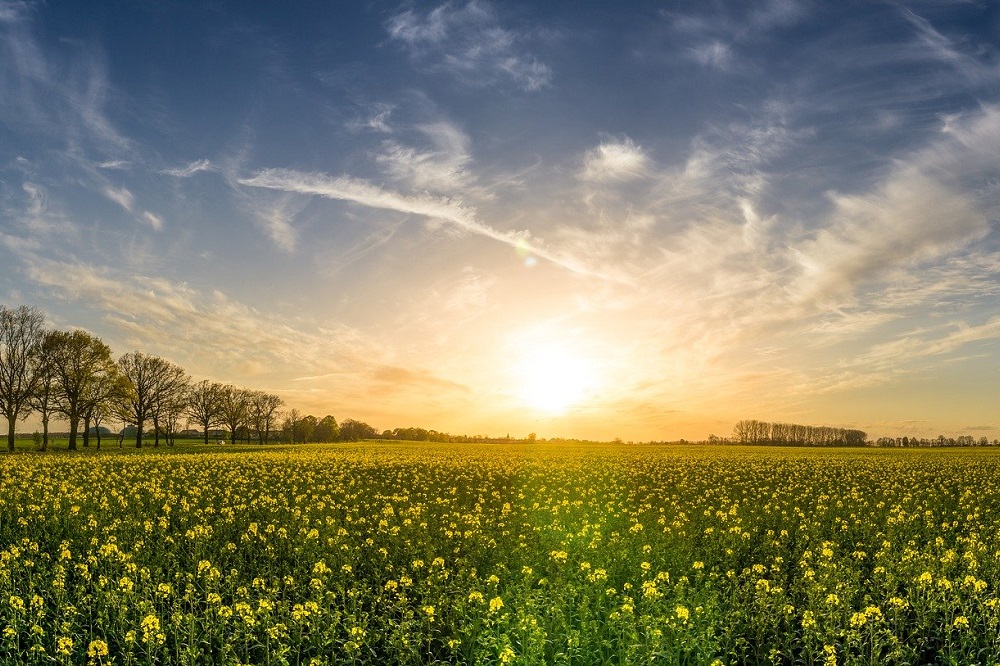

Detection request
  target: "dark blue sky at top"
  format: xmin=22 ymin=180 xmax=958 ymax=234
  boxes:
xmin=20 ymin=0 xmax=998 ymax=182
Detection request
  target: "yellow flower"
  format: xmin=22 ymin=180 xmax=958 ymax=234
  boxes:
xmin=499 ymin=646 xmax=516 ymax=664
xmin=56 ymin=636 xmax=74 ymax=656
xmin=87 ymin=639 xmax=109 ymax=658
xmin=141 ymin=613 xmax=164 ymax=645
xmin=489 ymin=596 xmax=505 ymax=612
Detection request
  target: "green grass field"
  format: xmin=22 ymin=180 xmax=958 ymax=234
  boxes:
xmin=1 ymin=442 xmax=999 ymax=665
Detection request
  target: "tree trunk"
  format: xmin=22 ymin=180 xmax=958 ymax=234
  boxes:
xmin=7 ymin=417 xmax=14 ymax=452
xmin=135 ymin=421 xmax=143 ymax=448
xmin=153 ymin=417 xmax=160 ymax=447
xmin=68 ymin=415 xmax=79 ymax=451
xmin=96 ymin=427 xmax=102 ymax=450
xmin=82 ymin=415 xmax=91 ymax=448
xmin=41 ymin=415 xmax=49 ymax=452
xmin=203 ymin=425 xmax=209 ymax=446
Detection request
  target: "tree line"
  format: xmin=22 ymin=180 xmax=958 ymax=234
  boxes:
xmin=0 ymin=304 xmax=376 ymax=451
xmin=730 ymin=419 xmax=868 ymax=446
xmin=870 ymin=435 xmax=999 ymax=447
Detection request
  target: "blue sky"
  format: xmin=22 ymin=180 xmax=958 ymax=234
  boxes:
xmin=2 ymin=0 xmax=1000 ymax=440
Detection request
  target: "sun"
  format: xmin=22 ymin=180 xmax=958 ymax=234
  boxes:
xmin=516 ymin=343 xmax=598 ymax=414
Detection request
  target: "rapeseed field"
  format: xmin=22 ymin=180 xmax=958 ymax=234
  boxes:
xmin=1 ymin=443 xmax=999 ymax=665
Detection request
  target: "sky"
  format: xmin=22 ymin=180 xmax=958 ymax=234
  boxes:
xmin=2 ymin=0 xmax=1000 ymax=442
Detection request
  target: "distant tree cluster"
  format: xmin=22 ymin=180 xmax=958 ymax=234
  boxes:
xmin=871 ymin=435 xmax=998 ymax=447
xmin=731 ymin=419 xmax=868 ymax=446
xmin=377 ymin=429 xmax=546 ymax=444
xmin=379 ymin=427 xmax=452 ymax=442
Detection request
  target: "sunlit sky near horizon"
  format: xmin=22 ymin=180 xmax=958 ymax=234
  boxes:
xmin=2 ymin=0 xmax=1000 ymax=441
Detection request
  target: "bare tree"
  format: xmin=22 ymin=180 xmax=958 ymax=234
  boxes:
xmin=116 ymin=351 xmax=186 ymax=448
xmin=149 ymin=363 xmax=190 ymax=447
xmin=82 ymin=368 xmax=127 ymax=450
xmin=0 ymin=305 xmax=46 ymax=452
xmin=186 ymin=380 xmax=224 ymax=445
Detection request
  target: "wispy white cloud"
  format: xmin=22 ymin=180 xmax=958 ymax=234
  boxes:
xmin=348 ymin=102 xmax=394 ymax=133
xmin=161 ymin=159 xmax=213 ymax=178
xmin=792 ymin=171 xmax=987 ymax=307
xmin=96 ymin=160 xmax=130 ymax=170
xmin=254 ymin=196 xmax=299 ymax=254
xmin=666 ymin=0 xmax=807 ymax=70
xmin=689 ymin=41 xmax=733 ymax=71
xmin=901 ymin=8 xmax=1000 ymax=85
xmin=498 ymin=56 xmax=551 ymax=92
xmin=580 ymin=137 xmax=652 ymax=183
xmin=0 ymin=2 xmax=31 ymax=22
xmin=386 ymin=0 xmax=552 ymax=91
xmin=9 ymin=181 xmax=76 ymax=240
xmin=102 ymin=185 xmax=135 ymax=213
xmin=68 ymin=51 xmax=132 ymax=155
xmin=238 ymin=167 xmax=625 ymax=282
xmin=141 ymin=211 xmax=163 ymax=231
xmin=240 ymin=167 xmax=481 ymax=228
xmin=790 ymin=106 xmax=1000 ymax=308
xmin=377 ymin=120 xmax=474 ymax=193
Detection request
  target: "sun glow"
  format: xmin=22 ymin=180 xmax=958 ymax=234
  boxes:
xmin=516 ymin=343 xmax=598 ymax=414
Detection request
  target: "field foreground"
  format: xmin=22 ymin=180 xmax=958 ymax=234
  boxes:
xmin=2 ymin=443 xmax=1000 ymax=665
